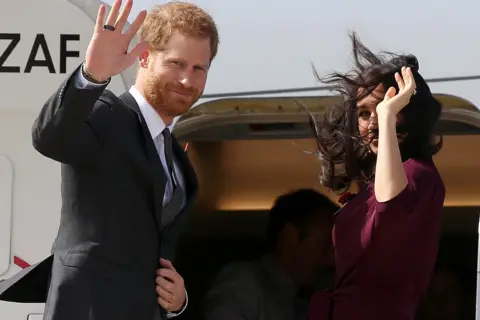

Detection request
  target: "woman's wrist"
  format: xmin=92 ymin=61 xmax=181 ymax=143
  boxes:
xmin=377 ymin=111 xmax=397 ymax=125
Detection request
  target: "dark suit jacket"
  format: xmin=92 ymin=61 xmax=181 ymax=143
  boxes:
xmin=0 ymin=64 xmax=198 ymax=320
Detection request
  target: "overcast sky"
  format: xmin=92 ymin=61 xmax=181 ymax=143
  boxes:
xmin=100 ymin=0 xmax=480 ymax=108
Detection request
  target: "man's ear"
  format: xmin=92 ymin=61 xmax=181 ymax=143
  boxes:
xmin=138 ymin=49 xmax=150 ymax=68
xmin=280 ymin=223 xmax=300 ymax=249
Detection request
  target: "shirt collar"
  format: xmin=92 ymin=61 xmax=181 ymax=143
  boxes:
xmin=128 ymin=86 xmax=174 ymax=139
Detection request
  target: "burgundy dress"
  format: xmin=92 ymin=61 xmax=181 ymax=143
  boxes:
xmin=308 ymin=158 xmax=445 ymax=320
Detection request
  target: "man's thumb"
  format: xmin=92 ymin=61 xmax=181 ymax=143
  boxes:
xmin=160 ymin=258 xmax=175 ymax=270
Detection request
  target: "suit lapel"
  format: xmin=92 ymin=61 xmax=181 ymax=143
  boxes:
xmin=118 ymin=91 xmax=199 ymax=231
xmin=119 ymin=92 xmax=166 ymax=230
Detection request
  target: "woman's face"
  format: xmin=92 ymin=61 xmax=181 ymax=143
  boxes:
xmin=356 ymin=84 xmax=405 ymax=154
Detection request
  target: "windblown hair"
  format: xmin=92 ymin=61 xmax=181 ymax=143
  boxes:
xmin=309 ymin=32 xmax=443 ymax=193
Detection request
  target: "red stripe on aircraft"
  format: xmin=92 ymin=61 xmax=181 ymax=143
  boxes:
xmin=13 ymin=256 xmax=30 ymax=269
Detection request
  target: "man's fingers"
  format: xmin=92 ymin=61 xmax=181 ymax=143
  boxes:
xmin=156 ymin=268 xmax=179 ymax=282
xmin=155 ymin=260 xmax=183 ymax=312
xmin=105 ymin=0 xmax=122 ymax=27
xmin=157 ymin=296 xmax=170 ymax=310
xmin=160 ymin=258 xmax=176 ymax=271
xmin=156 ymin=276 xmax=174 ymax=293
xmin=127 ymin=40 xmax=148 ymax=61
xmin=156 ymin=285 xmax=174 ymax=303
xmin=115 ymin=0 xmax=133 ymax=31
xmin=125 ymin=10 xmax=147 ymax=39
xmin=95 ymin=5 xmax=107 ymax=34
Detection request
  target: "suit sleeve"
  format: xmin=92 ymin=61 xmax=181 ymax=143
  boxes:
xmin=32 ymin=64 xmax=111 ymax=165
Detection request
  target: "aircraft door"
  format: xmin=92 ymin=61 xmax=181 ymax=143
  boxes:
xmin=0 ymin=155 xmax=13 ymax=276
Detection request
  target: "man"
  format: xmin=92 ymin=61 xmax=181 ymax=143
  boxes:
xmin=419 ymin=266 xmax=466 ymax=319
xmin=203 ymin=189 xmax=337 ymax=320
xmin=0 ymin=1 xmax=219 ymax=319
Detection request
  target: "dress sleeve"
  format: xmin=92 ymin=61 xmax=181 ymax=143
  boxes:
xmin=373 ymin=158 xmax=440 ymax=214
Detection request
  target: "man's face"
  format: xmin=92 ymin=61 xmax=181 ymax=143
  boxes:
xmin=291 ymin=220 xmax=333 ymax=287
xmin=142 ymin=32 xmax=211 ymax=122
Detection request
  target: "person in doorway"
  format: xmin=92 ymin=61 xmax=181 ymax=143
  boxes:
xmin=0 ymin=1 xmax=219 ymax=320
xmin=203 ymin=189 xmax=337 ymax=320
xmin=419 ymin=266 xmax=465 ymax=319
xmin=305 ymin=33 xmax=445 ymax=320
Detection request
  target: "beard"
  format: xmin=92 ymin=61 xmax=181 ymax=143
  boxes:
xmin=144 ymin=72 xmax=202 ymax=118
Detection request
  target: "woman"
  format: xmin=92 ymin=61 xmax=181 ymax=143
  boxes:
xmin=307 ymin=33 xmax=445 ymax=319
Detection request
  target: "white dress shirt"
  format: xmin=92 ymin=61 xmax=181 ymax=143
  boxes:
xmin=74 ymin=70 xmax=188 ymax=318
xmin=204 ymin=255 xmax=308 ymax=320
xmin=128 ymin=86 xmax=186 ymax=209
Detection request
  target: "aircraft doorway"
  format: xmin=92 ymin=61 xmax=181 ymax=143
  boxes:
xmin=0 ymin=155 xmax=13 ymax=276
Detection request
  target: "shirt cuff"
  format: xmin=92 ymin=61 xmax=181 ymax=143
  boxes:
xmin=166 ymin=288 xmax=188 ymax=318
xmin=74 ymin=64 xmax=109 ymax=89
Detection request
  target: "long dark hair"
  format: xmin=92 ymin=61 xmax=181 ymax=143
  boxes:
xmin=308 ymin=32 xmax=443 ymax=193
